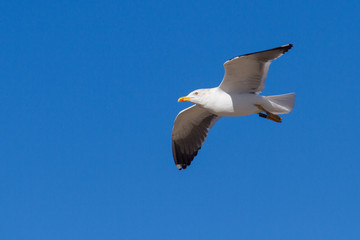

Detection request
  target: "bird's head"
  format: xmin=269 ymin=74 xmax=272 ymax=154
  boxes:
xmin=178 ymin=89 xmax=209 ymax=105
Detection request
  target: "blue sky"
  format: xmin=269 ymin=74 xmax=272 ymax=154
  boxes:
xmin=1 ymin=0 xmax=359 ymax=239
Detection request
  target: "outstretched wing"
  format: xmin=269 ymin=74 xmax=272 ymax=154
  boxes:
xmin=172 ymin=105 xmax=220 ymax=170
xmin=219 ymin=44 xmax=293 ymax=93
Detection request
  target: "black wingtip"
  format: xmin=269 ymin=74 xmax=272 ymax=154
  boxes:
xmin=281 ymin=43 xmax=293 ymax=53
xmin=226 ymin=43 xmax=294 ymax=62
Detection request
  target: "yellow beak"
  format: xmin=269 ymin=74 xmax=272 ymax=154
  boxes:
xmin=178 ymin=97 xmax=192 ymax=102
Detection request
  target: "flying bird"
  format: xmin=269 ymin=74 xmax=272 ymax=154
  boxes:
xmin=172 ymin=44 xmax=295 ymax=170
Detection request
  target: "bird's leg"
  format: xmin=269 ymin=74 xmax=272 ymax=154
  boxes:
xmin=258 ymin=112 xmax=268 ymax=119
xmin=255 ymin=104 xmax=282 ymax=123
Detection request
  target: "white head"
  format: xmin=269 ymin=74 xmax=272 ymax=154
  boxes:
xmin=178 ymin=89 xmax=210 ymax=106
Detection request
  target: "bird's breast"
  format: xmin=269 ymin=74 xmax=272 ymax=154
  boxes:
xmin=203 ymin=92 xmax=261 ymax=117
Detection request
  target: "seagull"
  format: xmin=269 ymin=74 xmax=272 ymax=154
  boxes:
xmin=172 ymin=44 xmax=295 ymax=170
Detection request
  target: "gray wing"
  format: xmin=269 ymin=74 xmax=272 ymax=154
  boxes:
xmin=172 ymin=105 xmax=220 ymax=170
xmin=219 ymin=44 xmax=293 ymax=93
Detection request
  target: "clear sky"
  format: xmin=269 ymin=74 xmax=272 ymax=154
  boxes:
xmin=1 ymin=0 xmax=359 ymax=239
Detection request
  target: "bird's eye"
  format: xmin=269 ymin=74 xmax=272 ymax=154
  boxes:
xmin=194 ymin=92 xmax=198 ymax=95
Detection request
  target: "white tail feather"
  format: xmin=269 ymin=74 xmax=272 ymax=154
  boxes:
xmin=265 ymin=93 xmax=295 ymax=114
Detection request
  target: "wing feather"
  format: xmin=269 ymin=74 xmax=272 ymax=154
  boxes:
xmin=219 ymin=44 xmax=293 ymax=93
xmin=172 ymin=105 xmax=220 ymax=170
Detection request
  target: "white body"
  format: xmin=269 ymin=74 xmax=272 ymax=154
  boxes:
xmin=200 ymin=88 xmax=261 ymax=116
xmin=199 ymin=87 xmax=295 ymax=117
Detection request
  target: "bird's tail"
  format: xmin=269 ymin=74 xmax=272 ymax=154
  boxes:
xmin=264 ymin=93 xmax=295 ymax=114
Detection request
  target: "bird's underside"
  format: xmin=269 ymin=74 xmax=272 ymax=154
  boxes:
xmin=172 ymin=44 xmax=294 ymax=170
